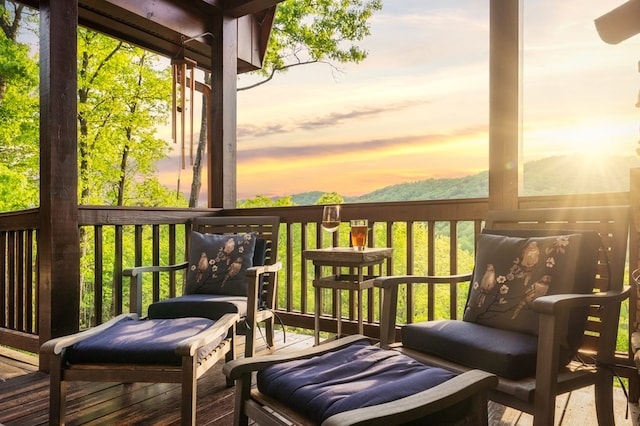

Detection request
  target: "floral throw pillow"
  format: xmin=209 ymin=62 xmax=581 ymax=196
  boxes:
xmin=463 ymin=232 xmax=588 ymax=337
xmin=185 ymin=231 xmax=257 ymax=296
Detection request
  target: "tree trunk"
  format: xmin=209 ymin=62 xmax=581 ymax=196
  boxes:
xmin=189 ymin=72 xmax=210 ymax=207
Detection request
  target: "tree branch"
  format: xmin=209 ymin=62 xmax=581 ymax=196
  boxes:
xmin=238 ymin=59 xmax=334 ymax=91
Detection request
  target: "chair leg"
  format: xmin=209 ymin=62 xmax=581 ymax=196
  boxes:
xmin=265 ymin=316 xmax=275 ymax=349
xmin=533 ymin=395 xmax=556 ymax=426
xmin=233 ymin=373 xmax=252 ymax=426
xmin=181 ymin=356 xmax=197 ymax=426
xmin=595 ymin=369 xmax=615 ymax=426
xmin=470 ymin=391 xmax=489 ymax=426
xmin=49 ymin=354 xmax=66 ymax=426
xmin=225 ymin=326 xmax=236 ymax=388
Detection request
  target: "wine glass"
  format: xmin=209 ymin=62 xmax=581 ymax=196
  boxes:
xmin=321 ymin=205 xmax=341 ymax=248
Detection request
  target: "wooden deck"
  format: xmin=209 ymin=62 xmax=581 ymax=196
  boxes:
xmin=0 ymin=328 xmax=634 ymax=425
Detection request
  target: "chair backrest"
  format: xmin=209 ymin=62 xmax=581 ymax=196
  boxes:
xmin=190 ymin=215 xmax=280 ymax=308
xmin=484 ymin=206 xmax=629 ymax=356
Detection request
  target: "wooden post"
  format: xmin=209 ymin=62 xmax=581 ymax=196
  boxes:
xmin=38 ymin=0 xmax=80 ymax=370
xmin=209 ymin=16 xmax=238 ymax=208
xmin=489 ymin=0 xmax=520 ymax=210
xmin=629 ymin=167 xmax=640 ymax=402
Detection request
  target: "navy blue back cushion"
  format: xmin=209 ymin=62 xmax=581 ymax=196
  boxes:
xmin=257 ymin=341 xmax=457 ymax=424
xmin=185 ymin=232 xmax=256 ymax=296
xmin=66 ymin=316 xmax=221 ymax=366
xmin=147 ymin=238 xmax=267 ymax=323
xmin=465 ymin=229 xmax=600 ymax=355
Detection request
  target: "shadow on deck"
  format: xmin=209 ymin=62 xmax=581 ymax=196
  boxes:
xmin=0 ymin=328 xmax=634 ymax=425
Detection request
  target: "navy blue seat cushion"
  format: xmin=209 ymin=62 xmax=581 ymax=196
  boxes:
xmin=185 ymin=231 xmax=257 ymax=296
xmin=65 ymin=316 xmax=223 ymax=366
xmin=148 ymin=294 xmax=247 ymax=320
xmin=257 ymin=341 xmax=458 ymax=424
xmin=401 ymin=319 xmax=564 ymax=380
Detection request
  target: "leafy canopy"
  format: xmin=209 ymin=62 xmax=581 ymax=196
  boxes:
xmin=239 ymin=0 xmax=382 ymax=90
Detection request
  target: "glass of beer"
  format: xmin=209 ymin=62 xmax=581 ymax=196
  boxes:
xmin=350 ymin=219 xmax=368 ymax=251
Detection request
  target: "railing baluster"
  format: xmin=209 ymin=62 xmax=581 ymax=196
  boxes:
xmin=0 ymin=231 xmax=5 ymax=329
xmin=16 ymin=230 xmax=24 ymax=332
xmin=114 ymin=225 xmax=124 ymax=315
xmin=449 ymin=220 xmax=458 ymax=318
xmin=8 ymin=230 xmax=15 ymax=329
xmin=295 ymin=222 xmax=304 ymax=313
xmin=169 ymin=224 xmax=177 ymax=298
xmin=25 ymin=229 xmax=34 ymax=333
xmin=152 ymin=224 xmax=160 ymax=302
xmin=94 ymin=225 xmax=103 ymax=326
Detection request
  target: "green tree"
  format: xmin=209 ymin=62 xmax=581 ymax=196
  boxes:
xmin=0 ymin=1 xmax=38 ymax=211
xmin=75 ymin=29 xmax=188 ymax=321
xmin=237 ymin=194 xmax=295 ymax=208
xmin=315 ymin=192 xmax=344 ymax=205
xmin=77 ymin=28 xmax=182 ymax=207
xmin=239 ymin=0 xmax=383 ymax=90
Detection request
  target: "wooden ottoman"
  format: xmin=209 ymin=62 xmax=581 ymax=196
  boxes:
xmin=41 ymin=312 xmax=238 ymax=426
xmin=223 ymin=335 xmax=497 ymax=426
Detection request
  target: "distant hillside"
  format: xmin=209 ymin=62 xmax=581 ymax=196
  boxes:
xmin=290 ymin=191 xmax=325 ymax=206
xmin=279 ymin=155 xmax=640 ymax=205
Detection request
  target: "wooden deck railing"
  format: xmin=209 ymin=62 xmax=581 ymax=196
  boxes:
xmin=0 ymin=193 xmax=632 ymax=361
xmin=0 ymin=208 xmax=38 ymax=346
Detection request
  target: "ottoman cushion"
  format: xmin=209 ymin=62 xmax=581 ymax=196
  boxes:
xmin=257 ymin=341 xmax=458 ymax=424
xmin=66 ymin=316 xmax=222 ymax=366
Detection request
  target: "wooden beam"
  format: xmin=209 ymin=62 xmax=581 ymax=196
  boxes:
xmin=23 ymin=1 xmax=280 ymax=73
xmin=488 ymin=0 xmax=520 ymax=210
xmin=223 ymin=0 xmax=282 ymax=18
xmin=38 ymin=0 xmax=81 ymax=370
xmin=209 ymin=16 xmax=239 ymax=208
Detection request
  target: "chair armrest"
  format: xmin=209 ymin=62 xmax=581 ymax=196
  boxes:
xmin=222 ymin=335 xmax=372 ymax=380
xmin=532 ymin=287 xmax=631 ymax=314
xmin=322 ymin=369 xmax=498 ymax=426
xmin=375 ymin=273 xmax=472 ymax=347
xmin=122 ymin=261 xmax=190 ymax=315
xmin=122 ymin=261 xmax=190 ymax=277
xmin=246 ymin=261 xmax=283 ymax=278
xmin=175 ymin=313 xmax=239 ymax=357
xmin=41 ymin=313 xmax=140 ymax=355
xmin=532 ymin=286 xmax=631 ymax=382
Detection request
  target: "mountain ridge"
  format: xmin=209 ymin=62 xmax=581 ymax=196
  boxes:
xmin=282 ymin=155 xmax=639 ymax=206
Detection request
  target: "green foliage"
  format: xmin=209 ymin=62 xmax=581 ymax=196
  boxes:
xmin=237 ymin=195 xmax=295 ymax=208
xmin=315 ymin=191 xmax=344 ymax=205
xmin=0 ymin=3 xmax=38 ymax=209
xmin=77 ymin=28 xmax=177 ymax=207
xmin=0 ymin=162 xmax=37 ymax=210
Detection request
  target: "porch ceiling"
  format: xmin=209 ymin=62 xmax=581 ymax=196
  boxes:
xmin=20 ymin=0 xmax=281 ymax=73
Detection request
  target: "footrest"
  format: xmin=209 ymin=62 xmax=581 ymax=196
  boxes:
xmin=257 ymin=341 xmax=458 ymax=424
xmin=66 ymin=316 xmax=222 ymax=366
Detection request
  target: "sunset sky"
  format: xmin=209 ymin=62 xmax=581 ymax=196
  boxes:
xmin=158 ymin=0 xmax=640 ymax=201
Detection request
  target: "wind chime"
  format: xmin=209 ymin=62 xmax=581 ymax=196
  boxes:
xmin=171 ymin=53 xmax=197 ymax=169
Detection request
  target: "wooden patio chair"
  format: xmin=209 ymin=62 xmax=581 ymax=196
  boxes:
xmin=123 ymin=215 xmax=281 ymax=358
xmin=223 ymin=334 xmax=498 ymax=426
xmin=376 ymin=206 xmax=630 ymax=426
